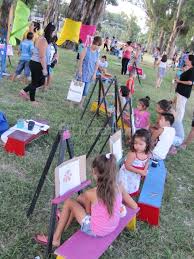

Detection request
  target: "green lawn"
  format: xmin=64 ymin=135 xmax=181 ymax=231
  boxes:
xmin=0 ymin=49 xmax=194 ymax=259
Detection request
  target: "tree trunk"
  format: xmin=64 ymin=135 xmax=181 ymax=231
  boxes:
xmin=66 ymin=0 xmax=105 ymax=25
xmin=158 ymin=28 xmax=164 ymax=50
xmin=166 ymin=0 xmax=185 ymax=57
xmin=44 ymin=0 xmax=60 ymax=28
xmin=0 ymin=0 xmax=13 ymax=40
xmin=146 ymin=22 xmax=155 ymax=53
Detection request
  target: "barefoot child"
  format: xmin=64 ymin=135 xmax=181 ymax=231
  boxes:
xmin=36 ymin=154 xmax=137 ymax=246
xmin=156 ymin=54 xmax=168 ymax=88
xmin=119 ymin=129 xmax=151 ymax=196
xmin=11 ymin=32 xmax=34 ymax=83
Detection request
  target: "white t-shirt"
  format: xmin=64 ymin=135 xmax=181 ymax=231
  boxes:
xmin=159 ymin=61 xmax=167 ymax=69
xmin=99 ymin=60 xmax=108 ymax=68
xmin=153 ymin=126 xmax=175 ymax=160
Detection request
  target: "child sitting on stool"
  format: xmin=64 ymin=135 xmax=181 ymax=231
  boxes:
xmin=152 ymin=113 xmax=175 ymax=160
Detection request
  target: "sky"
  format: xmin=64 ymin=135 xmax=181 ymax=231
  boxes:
xmin=106 ymin=0 xmax=147 ymax=32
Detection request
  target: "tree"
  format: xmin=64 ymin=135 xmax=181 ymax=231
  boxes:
xmin=0 ymin=0 xmax=13 ymax=40
xmin=65 ymin=0 xmax=118 ymax=25
xmin=166 ymin=0 xmax=185 ymax=56
xmin=44 ymin=0 xmax=60 ymax=27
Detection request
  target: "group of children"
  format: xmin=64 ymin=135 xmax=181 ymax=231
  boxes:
xmin=12 ymin=22 xmax=58 ymax=89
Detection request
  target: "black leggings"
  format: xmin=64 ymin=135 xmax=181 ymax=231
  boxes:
xmin=23 ymin=60 xmax=45 ymax=101
xmin=121 ymin=58 xmax=130 ymax=75
xmin=103 ymin=43 xmax=109 ymax=52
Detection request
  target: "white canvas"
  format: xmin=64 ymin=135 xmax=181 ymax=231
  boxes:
xmin=112 ymin=138 xmax=122 ymax=162
xmin=58 ymin=160 xmax=81 ymax=196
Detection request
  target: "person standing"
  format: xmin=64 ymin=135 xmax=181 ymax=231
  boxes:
xmin=78 ymin=36 xmax=102 ymax=109
xmin=153 ymin=47 xmax=161 ymax=68
xmin=156 ymin=54 xmax=168 ymax=88
xmin=175 ymin=55 xmax=194 ymax=122
xmin=19 ymin=23 xmax=56 ymax=106
xmin=121 ymin=41 xmax=133 ymax=75
xmin=103 ymin=37 xmax=109 ymax=52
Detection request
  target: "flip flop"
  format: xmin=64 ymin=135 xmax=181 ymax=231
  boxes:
xmin=34 ymin=234 xmax=48 ymax=246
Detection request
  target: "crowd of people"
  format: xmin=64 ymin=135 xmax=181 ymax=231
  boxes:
xmin=5 ymin=26 xmax=194 ymax=247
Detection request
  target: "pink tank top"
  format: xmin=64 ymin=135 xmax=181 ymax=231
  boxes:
xmin=91 ymin=192 xmax=122 ymax=236
xmin=123 ymin=49 xmax=131 ymax=59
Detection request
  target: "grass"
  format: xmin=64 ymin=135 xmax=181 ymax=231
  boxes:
xmin=0 ymin=49 xmax=194 ymax=259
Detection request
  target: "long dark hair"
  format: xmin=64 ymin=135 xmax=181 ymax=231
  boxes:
xmin=92 ymin=154 xmax=117 ymax=216
xmin=44 ymin=23 xmax=56 ymax=44
xmin=188 ymin=55 xmax=194 ymax=66
xmin=139 ymin=96 xmax=150 ymax=108
xmin=157 ymin=99 xmax=172 ymax=112
xmin=130 ymin=129 xmax=151 ymax=154
xmin=161 ymin=54 xmax=167 ymax=62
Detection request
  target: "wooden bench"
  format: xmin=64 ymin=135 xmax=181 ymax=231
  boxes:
xmin=54 ymin=207 xmax=139 ymax=259
xmin=138 ymin=160 xmax=167 ymax=226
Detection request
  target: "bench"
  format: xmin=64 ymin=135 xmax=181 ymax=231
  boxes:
xmin=55 ymin=207 xmax=139 ymax=259
xmin=138 ymin=160 xmax=167 ymax=226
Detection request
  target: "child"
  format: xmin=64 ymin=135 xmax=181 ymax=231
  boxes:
xmin=35 ymin=154 xmax=137 ymax=246
xmin=98 ymin=55 xmax=108 ymax=73
xmin=134 ymin=96 xmax=150 ymax=130
xmin=44 ymin=35 xmax=58 ymax=89
xmin=156 ymin=54 xmax=168 ymax=88
xmin=119 ymin=129 xmax=151 ymax=196
xmin=78 ymin=36 xmax=102 ymax=108
xmin=152 ymin=113 xmax=175 ymax=160
xmin=126 ymin=71 xmax=135 ymax=95
xmin=153 ymin=47 xmax=160 ymax=68
xmin=77 ymin=38 xmax=84 ymax=61
xmin=11 ymin=32 xmax=34 ymax=83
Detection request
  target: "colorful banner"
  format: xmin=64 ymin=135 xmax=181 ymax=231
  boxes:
xmin=57 ymin=18 xmax=82 ymax=46
xmin=9 ymin=0 xmax=30 ymax=45
xmin=79 ymin=24 xmax=96 ymax=44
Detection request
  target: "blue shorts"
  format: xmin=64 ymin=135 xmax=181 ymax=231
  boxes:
xmin=15 ymin=60 xmax=30 ymax=77
xmin=80 ymin=215 xmax=96 ymax=236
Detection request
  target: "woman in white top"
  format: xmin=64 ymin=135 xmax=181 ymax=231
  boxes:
xmin=156 ymin=54 xmax=168 ymax=88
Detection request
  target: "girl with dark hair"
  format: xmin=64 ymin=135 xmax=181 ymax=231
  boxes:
xmin=121 ymin=41 xmax=133 ymax=75
xmin=19 ymin=23 xmax=56 ymax=106
xmin=175 ymin=54 xmax=194 ymax=122
xmin=119 ymin=129 xmax=151 ymax=196
xmin=35 ymin=154 xmax=137 ymax=246
xmin=134 ymin=96 xmax=150 ymax=130
xmin=153 ymin=47 xmax=161 ymax=68
xmin=156 ymin=54 xmax=168 ymax=88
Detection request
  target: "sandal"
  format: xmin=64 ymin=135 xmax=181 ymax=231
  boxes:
xmin=34 ymin=234 xmax=60 ymax=247
xmin=34 ymin=234 xmax=48 ymax=246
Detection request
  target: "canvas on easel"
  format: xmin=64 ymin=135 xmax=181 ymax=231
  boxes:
xmin=55 ymin=155 xmax=86 ymax=197
xmin=109 ymin=130 xmax=123 ymax=162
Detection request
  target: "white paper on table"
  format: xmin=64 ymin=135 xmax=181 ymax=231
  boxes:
xmin=58 ymin=160 xmax=81 ymax=196
xmin=12 ymin=122 xmax=41 ymax=135
xmin=112 ymin=138 xmax=123 ymax=162
xmin=26 ymin=120 xmax=50 ymax=132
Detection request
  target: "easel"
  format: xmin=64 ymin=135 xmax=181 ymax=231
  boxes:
xmin=26 ymin=128 xmax=74 ymax=218
xmin=80 ymin=76 xmax=133 ymax=158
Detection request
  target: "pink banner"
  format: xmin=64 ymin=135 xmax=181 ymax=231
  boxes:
xmin=79 ymin=24 xmax=96 ymax=44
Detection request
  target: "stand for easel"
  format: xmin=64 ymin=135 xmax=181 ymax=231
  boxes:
xmin=80 ymin=76 xmax=133 ymax=158
xmin=26 ymin=128 xmax=74 ymax=218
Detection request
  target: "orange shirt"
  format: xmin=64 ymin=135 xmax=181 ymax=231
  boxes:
xmin=126 ymin=78 xmax=135 ymax=95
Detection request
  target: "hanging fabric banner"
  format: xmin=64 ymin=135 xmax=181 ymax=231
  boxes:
xmin=79 ymin=24 xmax=96 ymax=44
xmin=9 ymin=0 xmax=30 ymax=45
xmin=57 ymin=18 xmax=82 ymax=46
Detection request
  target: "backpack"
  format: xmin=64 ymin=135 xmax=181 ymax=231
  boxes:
xmin=0 ymin=112 xmax=9 ymax=136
